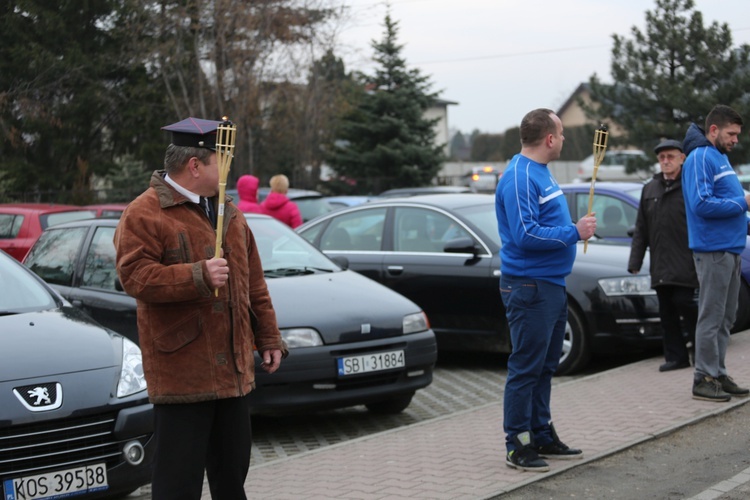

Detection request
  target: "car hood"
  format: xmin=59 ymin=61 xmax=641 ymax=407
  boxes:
xmin=573 ymin=241 xmax=650 ymax=274
xmin=265 ymin=270 xmax=423 ymax=344
xmin=0 ymin=307 xmax=116 ymax=382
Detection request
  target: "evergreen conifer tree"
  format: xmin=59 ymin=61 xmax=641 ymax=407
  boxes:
xmin=326 ymin=14 xmax=446 ymax=193
xmin=585 ymin=0 xmax=750 ymax=166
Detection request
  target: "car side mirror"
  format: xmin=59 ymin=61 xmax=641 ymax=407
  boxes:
xmin=627 ymin=225 xmax=635 ymax=238
xmin=115 ymin=277 xmax=124 ymax=292
xmin=330 ymin=255 xmax=350 ymax=270
xmin=443 ymin=237 xmax=478 ymax=256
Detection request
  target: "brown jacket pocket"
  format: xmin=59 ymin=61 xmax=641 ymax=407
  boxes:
xmin=153 ymin=311 xmax=201 ymax=353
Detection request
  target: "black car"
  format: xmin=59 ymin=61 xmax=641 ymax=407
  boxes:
xmin=297 ymin=193 xmax=663 ymax=375
xmin=0 ymin=250 xmax=153 ymax=499
xmin=560 ymin=181 xmax=750 ymax=332
xmin=23 ymin=215 xmax=437 ymax=415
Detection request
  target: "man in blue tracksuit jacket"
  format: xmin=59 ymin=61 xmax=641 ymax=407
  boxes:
xmin=682 ymin=104 xmax=750 ymax=402
xmin=496 ymin=108 xmax=596 ymax=472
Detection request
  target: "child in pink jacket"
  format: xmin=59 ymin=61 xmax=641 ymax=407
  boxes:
xmin=261 ymin=174 xmax=302 ymax=228
xmin=236 ymin=175 xmax=265 ymax=214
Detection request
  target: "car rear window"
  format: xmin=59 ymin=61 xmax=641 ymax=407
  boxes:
xmin=25 ymin=227 xmax=88 ymax=286
xmin=40 ymin=210 xmax=96 ymax=230
xmin=0 ymin=214 xmax=24 ymax=238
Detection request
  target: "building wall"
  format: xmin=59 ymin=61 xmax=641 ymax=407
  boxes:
xmin=425 ymin=105 xmax=451 ymax=156
xmin=437 ymin=160 xmax=582 ymax=186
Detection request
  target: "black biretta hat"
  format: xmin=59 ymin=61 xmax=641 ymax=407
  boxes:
xmin=162 ymin=117 xmax=222 ymax=151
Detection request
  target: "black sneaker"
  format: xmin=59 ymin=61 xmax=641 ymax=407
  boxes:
xmin=505 ymin=431 xmax=549 ymax=472
xmin=718 ymin=375 xmax=750 ymax=396
xmin=534 ymin=422 xmax=583 ymax=460
xmin=692 ymin=376 xmax=731 ymax=402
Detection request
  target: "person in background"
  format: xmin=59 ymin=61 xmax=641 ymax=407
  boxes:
xmin=114 ymin=117 xmax=287 ymax=499
xmin=495 ymin=108 xmax=596 ymax=473
xmin=261 ymin=174 xmax=303 ymax=228
xmin=682 ymin=104 xmax=750 ymax=402
xmin=628 ymin=139 xmax=697 ymax=373
xmin=236 ymin=174 xmax=265 ymax=214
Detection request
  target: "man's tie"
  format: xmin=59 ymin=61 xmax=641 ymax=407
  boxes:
xmin=200 ymin=197 xmax=216 ymax=227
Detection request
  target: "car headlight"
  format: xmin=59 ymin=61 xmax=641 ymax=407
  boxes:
xmin=282 ymin=328 xmax=323 ymax=348
xmin=598 ymin=275 xmax=656 ymax=296
xmin=403 ymin=312 xmax=430 ymax=334
xmin=117 ymin=337 xmax=147 ymax=398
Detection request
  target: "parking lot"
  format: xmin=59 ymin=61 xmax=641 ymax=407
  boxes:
xmin=248 ymin=350 xmax=650 ymax=466
xmin=126 ymin=349 xmax=650 ymax=499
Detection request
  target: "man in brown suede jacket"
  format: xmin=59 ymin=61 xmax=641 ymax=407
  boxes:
xmin=114 ymin=117 xmax=287 ymax=500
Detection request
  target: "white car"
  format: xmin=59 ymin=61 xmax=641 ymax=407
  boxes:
xmin=576 ymin=150 xmax=658 ymax=182
xmin=461 ymin=166 xmax=501 ymax=193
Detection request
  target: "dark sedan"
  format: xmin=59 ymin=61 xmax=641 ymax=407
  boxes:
xmin=0 ymin=250 xmax=153 ymax=499
xmin=23 ymin=214 xmax=437 ymax=415
xmin=296 ymin=193 xmax=663 ymax=375
xmin=559 ymin=181 xmax=750 ymax=331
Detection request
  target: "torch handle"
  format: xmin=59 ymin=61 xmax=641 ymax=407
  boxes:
xmin=213 ymin=119 xmax=236 ymax=296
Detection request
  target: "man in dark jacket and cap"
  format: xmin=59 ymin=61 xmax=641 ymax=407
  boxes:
xmin=628 ymin=139 xmax=698 ymax=372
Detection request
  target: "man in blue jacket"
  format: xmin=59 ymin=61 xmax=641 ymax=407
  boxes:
xmin=496 ymin=108 xmax=596 ymax=472
xmin=682 ymin=104 xmax=750 ymax=402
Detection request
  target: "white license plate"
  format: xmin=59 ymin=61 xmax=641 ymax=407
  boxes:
xmin=337 ymin=350 xmax=405 ymax=376
xmin=3 ymin=463 xmax=108 ymax=500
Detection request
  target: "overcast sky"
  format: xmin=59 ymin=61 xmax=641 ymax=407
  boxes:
xmin=337 ymin=0 xmax=750 ymax=135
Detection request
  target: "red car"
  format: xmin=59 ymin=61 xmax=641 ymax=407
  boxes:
xmin=0 ymin=204 xmax=97 ymax=261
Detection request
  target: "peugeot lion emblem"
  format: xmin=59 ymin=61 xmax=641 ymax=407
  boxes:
xmin=13 ymin=382 xmax=63 ymax=412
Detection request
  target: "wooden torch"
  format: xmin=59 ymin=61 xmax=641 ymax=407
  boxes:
xmin=583 ymin=124 xmax=609 ymax=254
xmin=214 ymin=117 xmax=236 ymax=295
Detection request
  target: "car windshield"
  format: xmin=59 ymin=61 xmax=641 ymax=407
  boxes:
xmin=454 ymin=204 xmax=501 ymax=247
xmin=245 ymin=216 xmax=340 ymax=276
xmin=0 ymin=251 xmax=57 ymax=313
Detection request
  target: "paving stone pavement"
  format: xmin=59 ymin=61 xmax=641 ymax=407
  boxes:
xmin=197 ymin=329 xmax=750 ymax=499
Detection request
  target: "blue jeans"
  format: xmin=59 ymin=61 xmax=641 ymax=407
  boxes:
xmin=501 ymin=275 xmax=567 ymax=452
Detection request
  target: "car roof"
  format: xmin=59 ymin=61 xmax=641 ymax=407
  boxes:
xmin=84 ymin=203 xmax=129 ymax=209
xmin=257 ymin=187 xmax=323 ymax=199
xmin=560 ymin=181 xmax=645 ymax=191
xmin=378 ymin=186 xmax=472 ymax=197
xmin=342 ymin=193 xmax=492 ymax=210
xmin=0 ymin=203 xmax=94 ymax=214
xmin=42 ymin=217 xmax=120 ymax=229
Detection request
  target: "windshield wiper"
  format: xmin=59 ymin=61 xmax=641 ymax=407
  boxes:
xmin=263 ymin=266 xmax=334 ymax=277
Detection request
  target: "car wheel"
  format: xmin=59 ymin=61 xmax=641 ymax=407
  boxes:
xmin=365 ymin=392 xmax=415 ymax=414
xmin=733 ymin=279 xmax=750 ymax=332
xmin=556 ymin=305 xmax=590 ymax=376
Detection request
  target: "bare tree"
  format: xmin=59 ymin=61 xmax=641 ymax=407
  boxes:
xmin=141 ymin=0 xmax=344 ymax=184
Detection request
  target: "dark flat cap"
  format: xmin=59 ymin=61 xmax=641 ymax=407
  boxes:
xmin=654 ymin=139 xmax=683 ymax=154
xmin=162 ymin=117 xmax=222 ymax=151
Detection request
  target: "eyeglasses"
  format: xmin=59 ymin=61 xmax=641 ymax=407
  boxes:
xmin=657 ymin=153 xmax=680 ymax=161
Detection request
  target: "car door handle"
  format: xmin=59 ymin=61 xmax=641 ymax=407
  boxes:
xmin=386 ymin=265 xmax=404 ymax=275
xmin=71 ymin=299 xmax=83 ymax=307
